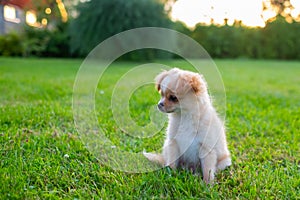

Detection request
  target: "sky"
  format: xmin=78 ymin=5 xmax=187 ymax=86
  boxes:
xmin=171 ymin=0 xmax=300 ymax=27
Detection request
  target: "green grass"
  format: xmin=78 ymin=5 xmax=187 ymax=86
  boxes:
xmin=0 ymin=57 xmax=299 ymax=199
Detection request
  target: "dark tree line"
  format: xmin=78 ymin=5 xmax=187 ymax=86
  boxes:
xmin=68 ymin=0 xmax=300 ymax=60
xmin=190 ymin=16 xmax=300 ymax=59
xmin=1 ymin=0 xmax=300 ymax=60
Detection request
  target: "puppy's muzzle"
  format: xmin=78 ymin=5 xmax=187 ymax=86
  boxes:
xmin=158 ymin=101 xmax=164 ymax=109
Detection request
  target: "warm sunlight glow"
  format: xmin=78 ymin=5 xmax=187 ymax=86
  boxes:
xmin=42 ymin=18 xmax=48 ymax=26
xmin=45 ymin=8 xmax=52 ymax=15
xmin=56 ymin=0 xmax=68 ymax=22
xmin=291 ymin=0 xmax=300 ymax=10
xmin=172 ymin=0 xmax=276 ymax=28
xmin=262 ymin=10 xmax=277 ymax=21
xmin=291 ymin=0 xmax=300 ymax=20
xmin=26 ymin=10 xmax=37 ymax=26
xmin=171 ymin=0 xmax=211 ymax=27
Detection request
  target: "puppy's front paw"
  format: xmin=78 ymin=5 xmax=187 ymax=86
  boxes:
xmin=203 ymin=175 xmax=214 ymax=185
xmin=217 ymin=155 xmax=232 ymax=171
xmin=143 ymin=152 xmax=164 ymax=166
xmin=167 ymin=163 xmax=176 ymax=169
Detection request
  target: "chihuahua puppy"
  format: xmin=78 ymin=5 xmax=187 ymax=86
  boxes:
xmin=144 ymin=68 xmax=231 ymax=183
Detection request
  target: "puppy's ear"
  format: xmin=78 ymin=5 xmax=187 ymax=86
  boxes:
xmin=189 ymin=74 xmax=205 ymax=94
xmin=155 ymin=70 xmax=168 ymax=92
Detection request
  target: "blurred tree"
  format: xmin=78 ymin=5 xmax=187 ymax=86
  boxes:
xmin=269 ymin=0 xmax=293 ymax=14
xmin=263 ymin=0 xmax=295 ymax=22
xmin=191 ymin=16 xmax=300 ymax=60
xmin=69 ymin=0 xmax=172 ymax=57
xmin=160 ymin=0 xmax=177 ymax=4
xmin=262 ymin=16 xmax=300 ymax=59
xmin=22 ymin=21 xmax=71 ymax=57
xmin=160 ymin=0 xmax=177 ymax=12
xmin=28 ymin=0 xmax=67 ymax=26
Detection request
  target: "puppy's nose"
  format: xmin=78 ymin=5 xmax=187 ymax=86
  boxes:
xmin=158 ymin=101 xmax=164 ymax=108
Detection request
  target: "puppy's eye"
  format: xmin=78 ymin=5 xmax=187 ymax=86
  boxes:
xmin=169 ymin=95 xmax=178 ymax=102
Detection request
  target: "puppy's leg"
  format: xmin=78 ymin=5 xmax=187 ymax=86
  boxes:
xmin=163 ymin=139 xmax=180 ymax=169
xmin=143 ymin=152 xmax=164 ymax=166
xmin=217 ymin=154 xmax=231 ymax=171
xmin=199 ymin=149 xmax=217 ymax=184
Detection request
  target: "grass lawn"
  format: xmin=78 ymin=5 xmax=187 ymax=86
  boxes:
xmin=0 ymin=57 xmax=299 ymax=199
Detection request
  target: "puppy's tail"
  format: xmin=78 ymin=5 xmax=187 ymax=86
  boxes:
xmin=143 ymin=152 xmax=165 ymax=166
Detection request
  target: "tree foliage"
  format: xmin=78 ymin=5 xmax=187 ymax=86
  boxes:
xmin=69 ymin=0 xmax=172 ymax=57
xmin=1 ymin=0 xmax=300 ymax=60
xmin=0 ymin=32 xmax=23 ymax=56
xmin=264 ymin=0 xmax=292 ymax=16
xmin=191 ymin=16 xmax=300 ymax=60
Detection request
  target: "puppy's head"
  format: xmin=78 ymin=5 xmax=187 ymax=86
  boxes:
xmin=155 ymin=68 xmax=207 ymax=113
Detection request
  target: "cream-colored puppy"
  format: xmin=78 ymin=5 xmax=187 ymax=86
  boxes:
xmin=144 ymin=68 xmax=231 ymax=183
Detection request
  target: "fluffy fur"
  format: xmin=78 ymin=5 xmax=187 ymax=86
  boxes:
xmin=144 ymin=68 xmax=231 ymax=183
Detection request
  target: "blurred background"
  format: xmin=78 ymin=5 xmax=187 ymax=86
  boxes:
xmin=0 ymin=0 xmax=299 ymax=60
